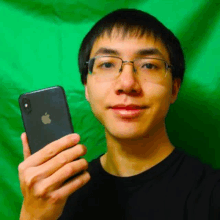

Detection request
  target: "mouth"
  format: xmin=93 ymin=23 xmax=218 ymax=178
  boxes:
xmin=110 ymin=106 xmax=147 ymax=118
xmin=111 ymin=104 xmax=146 ymax=109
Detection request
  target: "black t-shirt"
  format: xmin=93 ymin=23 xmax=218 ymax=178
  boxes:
xmin=59 ymin=147 xmax=220 ymax=219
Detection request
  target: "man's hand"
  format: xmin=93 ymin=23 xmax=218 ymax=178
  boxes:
xmin=18 ymin=132 xmax=91 ymax=220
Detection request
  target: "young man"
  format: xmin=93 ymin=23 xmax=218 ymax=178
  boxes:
xmin=19 ymin=9 xmax=220 ymax=220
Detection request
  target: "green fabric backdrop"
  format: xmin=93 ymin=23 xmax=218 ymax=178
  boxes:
xmin=0 ymin=0 xmax=219 ymax=219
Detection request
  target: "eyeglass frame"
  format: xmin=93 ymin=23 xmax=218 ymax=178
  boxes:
xmin=85 ymin=55 xmax=173 ymax=78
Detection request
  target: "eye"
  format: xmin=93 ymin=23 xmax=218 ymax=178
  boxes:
xmin=142 ymin=62 xmax=157 ymax=69
xmin=100 ymin=62 xmax=114 ymax=69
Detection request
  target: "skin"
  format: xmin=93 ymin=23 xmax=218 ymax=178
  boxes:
xmin=85 ymin=30 xmax=181 ymax=177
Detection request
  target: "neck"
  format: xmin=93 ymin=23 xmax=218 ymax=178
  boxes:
xmin=100 ymin=122 xmax=175 ymax=177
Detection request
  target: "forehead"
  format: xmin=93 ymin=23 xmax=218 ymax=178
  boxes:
xmin=90 ymin=29 xmax=170 ymax=61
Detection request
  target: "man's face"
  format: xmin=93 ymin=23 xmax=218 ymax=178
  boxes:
xmin=84 ymin=30 xmax=180 ymax=141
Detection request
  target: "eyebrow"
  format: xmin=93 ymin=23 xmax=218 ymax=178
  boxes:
xmin=136 ymin=48 xmax=165 ymax=59
xmin=94 ymin=47 xmax=120 ymax=56
xmin=93 ymin=47 xmax=166 ymax=59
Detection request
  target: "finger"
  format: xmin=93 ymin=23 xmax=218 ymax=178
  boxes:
xmin=41 ymin=158 xmax=89 ymax=192
xmin=21 ymin=132 xmax=31 ymax=160
xmin=36 ymin=144 xmax=87 ymax=179
xmin=24 ymin=133 xmax=80 ymax=167
xmin=49 ymin=171 xmax=91 ymax=201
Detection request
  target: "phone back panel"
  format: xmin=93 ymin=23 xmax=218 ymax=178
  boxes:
xmin=18 ymin=86 xmax=74 ymax=154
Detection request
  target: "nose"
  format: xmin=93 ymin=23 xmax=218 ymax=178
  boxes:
xmin=114 ymin=62 xmax=142 ymax=95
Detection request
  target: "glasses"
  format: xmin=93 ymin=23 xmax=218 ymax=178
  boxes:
xmin=86 ymin=56 xmax=172 ymax=83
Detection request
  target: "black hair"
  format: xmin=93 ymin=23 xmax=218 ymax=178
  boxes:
xmin=78 ymin=8 xmax=185 ymax=85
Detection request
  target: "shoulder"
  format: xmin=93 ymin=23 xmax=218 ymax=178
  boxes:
xmin=174 ymin=148 xmax=219 ymax=175
xmin=176 ymin=148 xmax=220 ymax=208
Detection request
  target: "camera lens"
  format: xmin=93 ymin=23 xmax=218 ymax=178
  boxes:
xmin=23 ymin=98 xmax=29 ymax=108
xmin=22 ymin=98 xmax=32 ymax=114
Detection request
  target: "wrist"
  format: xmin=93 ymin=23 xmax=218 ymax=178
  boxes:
xmin=20 ymin=203 xmax=38 ymax=220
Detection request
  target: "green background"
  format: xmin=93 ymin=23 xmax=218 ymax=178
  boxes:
xmin=0 ymin=0 xmax=219 ymax=219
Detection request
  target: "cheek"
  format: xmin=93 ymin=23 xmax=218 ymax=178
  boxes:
xmin=147 ymin=83 xmax=173 ymax=115
xmin=87 ymin=81 xmax=111 ymax=118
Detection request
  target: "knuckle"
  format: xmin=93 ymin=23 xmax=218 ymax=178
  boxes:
xmin=64 ymin=164 xmax=75 ymax=176
xmin=76 ymin=172 xmax=90 ymax=186
xmin=23 ymin=168 xmax=40 ymax=188
xmin=24 ymin=174 xmax=36 ymax=188
xmin=76 ymin=176 xmax=84 ymax=186
xmin=48 ymin=192 xmax=63 ymax=204
xmin=45 ymin=147 xmax=56 ymax=158
xmin=18 ymin=162 xmax=25 ymax=173
xmin=33 ymin=186 xmax=47 ymax=198
xmin=58 ymin=154 xmax=69 ymax=166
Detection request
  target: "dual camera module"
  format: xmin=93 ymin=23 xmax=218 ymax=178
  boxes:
xmin=22 ymin=98 xmax=32 ymax=114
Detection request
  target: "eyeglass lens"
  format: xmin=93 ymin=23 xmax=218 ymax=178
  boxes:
xmin=89 ymin=56 xmax=168 ymax=82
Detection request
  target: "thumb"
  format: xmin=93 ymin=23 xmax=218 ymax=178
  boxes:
xmin=21 ymin=132 xmax=31 ymax=160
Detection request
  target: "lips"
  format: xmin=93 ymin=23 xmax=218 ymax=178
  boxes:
xmin=111 ymin=104 xmax=146 ymax=110
xmin=110 ymin=104 xmax=147 ymax=118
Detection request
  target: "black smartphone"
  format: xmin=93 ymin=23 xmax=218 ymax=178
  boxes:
xmin=18 ymin=86 xmax=74 ymax=154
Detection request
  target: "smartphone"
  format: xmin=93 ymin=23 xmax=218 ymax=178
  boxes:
xmin=18 ymin=86 xmax=74 ymax=154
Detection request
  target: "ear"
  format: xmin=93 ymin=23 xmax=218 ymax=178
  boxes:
xmin=170 ymin=78 xmax=181 ymax=104
xmin=84 ymin=85 xmax=89 ymax=102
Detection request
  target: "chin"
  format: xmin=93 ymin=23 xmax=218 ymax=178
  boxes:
xmin=106 ymin=128 xmax=150 ymax=141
